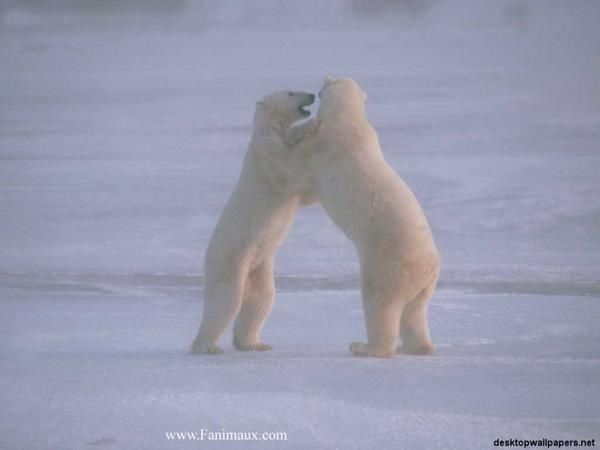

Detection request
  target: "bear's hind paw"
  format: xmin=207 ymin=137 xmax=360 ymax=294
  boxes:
xmin=397 ymin=342 xmax=435 ymax=356
xmin=234 ymin=341 xmax=273 ymax=352
xmin=349 ymin=342 xmax=395 ymax=358
xmin=349 ymin=342 xmax=370 ymax=357
xmin=191 ymin=342 xmax=224 ymax=355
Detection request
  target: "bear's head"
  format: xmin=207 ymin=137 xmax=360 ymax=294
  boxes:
xmin=317 ymin=76 xmax=367 ymax=118
xmin=255 ymin=90 xmax=316 ymax=130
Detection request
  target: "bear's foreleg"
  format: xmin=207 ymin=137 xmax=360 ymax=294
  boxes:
xmin=281 ymin=119 xmax=321 ymax=148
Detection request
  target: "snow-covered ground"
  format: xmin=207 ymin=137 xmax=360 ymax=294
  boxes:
xmin=1 ymin=2 xmax=599 ymax=449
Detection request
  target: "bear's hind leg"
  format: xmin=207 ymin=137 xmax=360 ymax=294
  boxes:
xmin=233 ymin=260 xmax=275 ymax=352
xmin=398 ymin=277 xmax=437 ymax=356
xmin=191 ymin=265 xmax=247 ymax=355
xmin=350 ymin=295 xmax=403 ymax=358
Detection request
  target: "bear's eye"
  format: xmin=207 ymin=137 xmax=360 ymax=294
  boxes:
xmin=288 ymin=92 xmax=294 ymax=96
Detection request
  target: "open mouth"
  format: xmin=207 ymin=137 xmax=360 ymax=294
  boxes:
xmin=298 ymin=95 xmax=315 ymax=117
xmin=298 ymin=105 xmax=311 ymax=117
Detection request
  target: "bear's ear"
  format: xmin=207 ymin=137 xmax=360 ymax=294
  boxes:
xmin=324 ymin=75 xmax=336 ymax=85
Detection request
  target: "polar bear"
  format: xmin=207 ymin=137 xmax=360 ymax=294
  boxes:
xmin=191 ymin=90 xmax=319 ymax=354
xmin=308 ymin=77 xmax=440 ymax=358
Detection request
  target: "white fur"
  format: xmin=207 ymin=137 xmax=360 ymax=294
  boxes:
xmin=191 ymin=91 xmax=319 ymax=354
xmin=312 ymin=77 xmax=440 ymax=358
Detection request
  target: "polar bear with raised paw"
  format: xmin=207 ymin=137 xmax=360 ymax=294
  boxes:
xmin=191 ymin=90 xmax=319 ymax=355
xmin=310 ymin=76 xmax=440 ymax=358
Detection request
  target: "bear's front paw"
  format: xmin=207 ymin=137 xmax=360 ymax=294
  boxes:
xmin=191 ymin=342 xmax=224 ymax=355
xmin=234 ymin=341 xmax=273 ymax=352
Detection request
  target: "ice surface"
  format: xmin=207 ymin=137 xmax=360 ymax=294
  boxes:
xmin=1 ymin=1 xmax=599 ymax=449
xmin=1 ymin=273 xmax=599 ymax=450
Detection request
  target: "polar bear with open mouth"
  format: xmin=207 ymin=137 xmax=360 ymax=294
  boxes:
xmin=191 ymin=90 xmax=319 ymax=354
